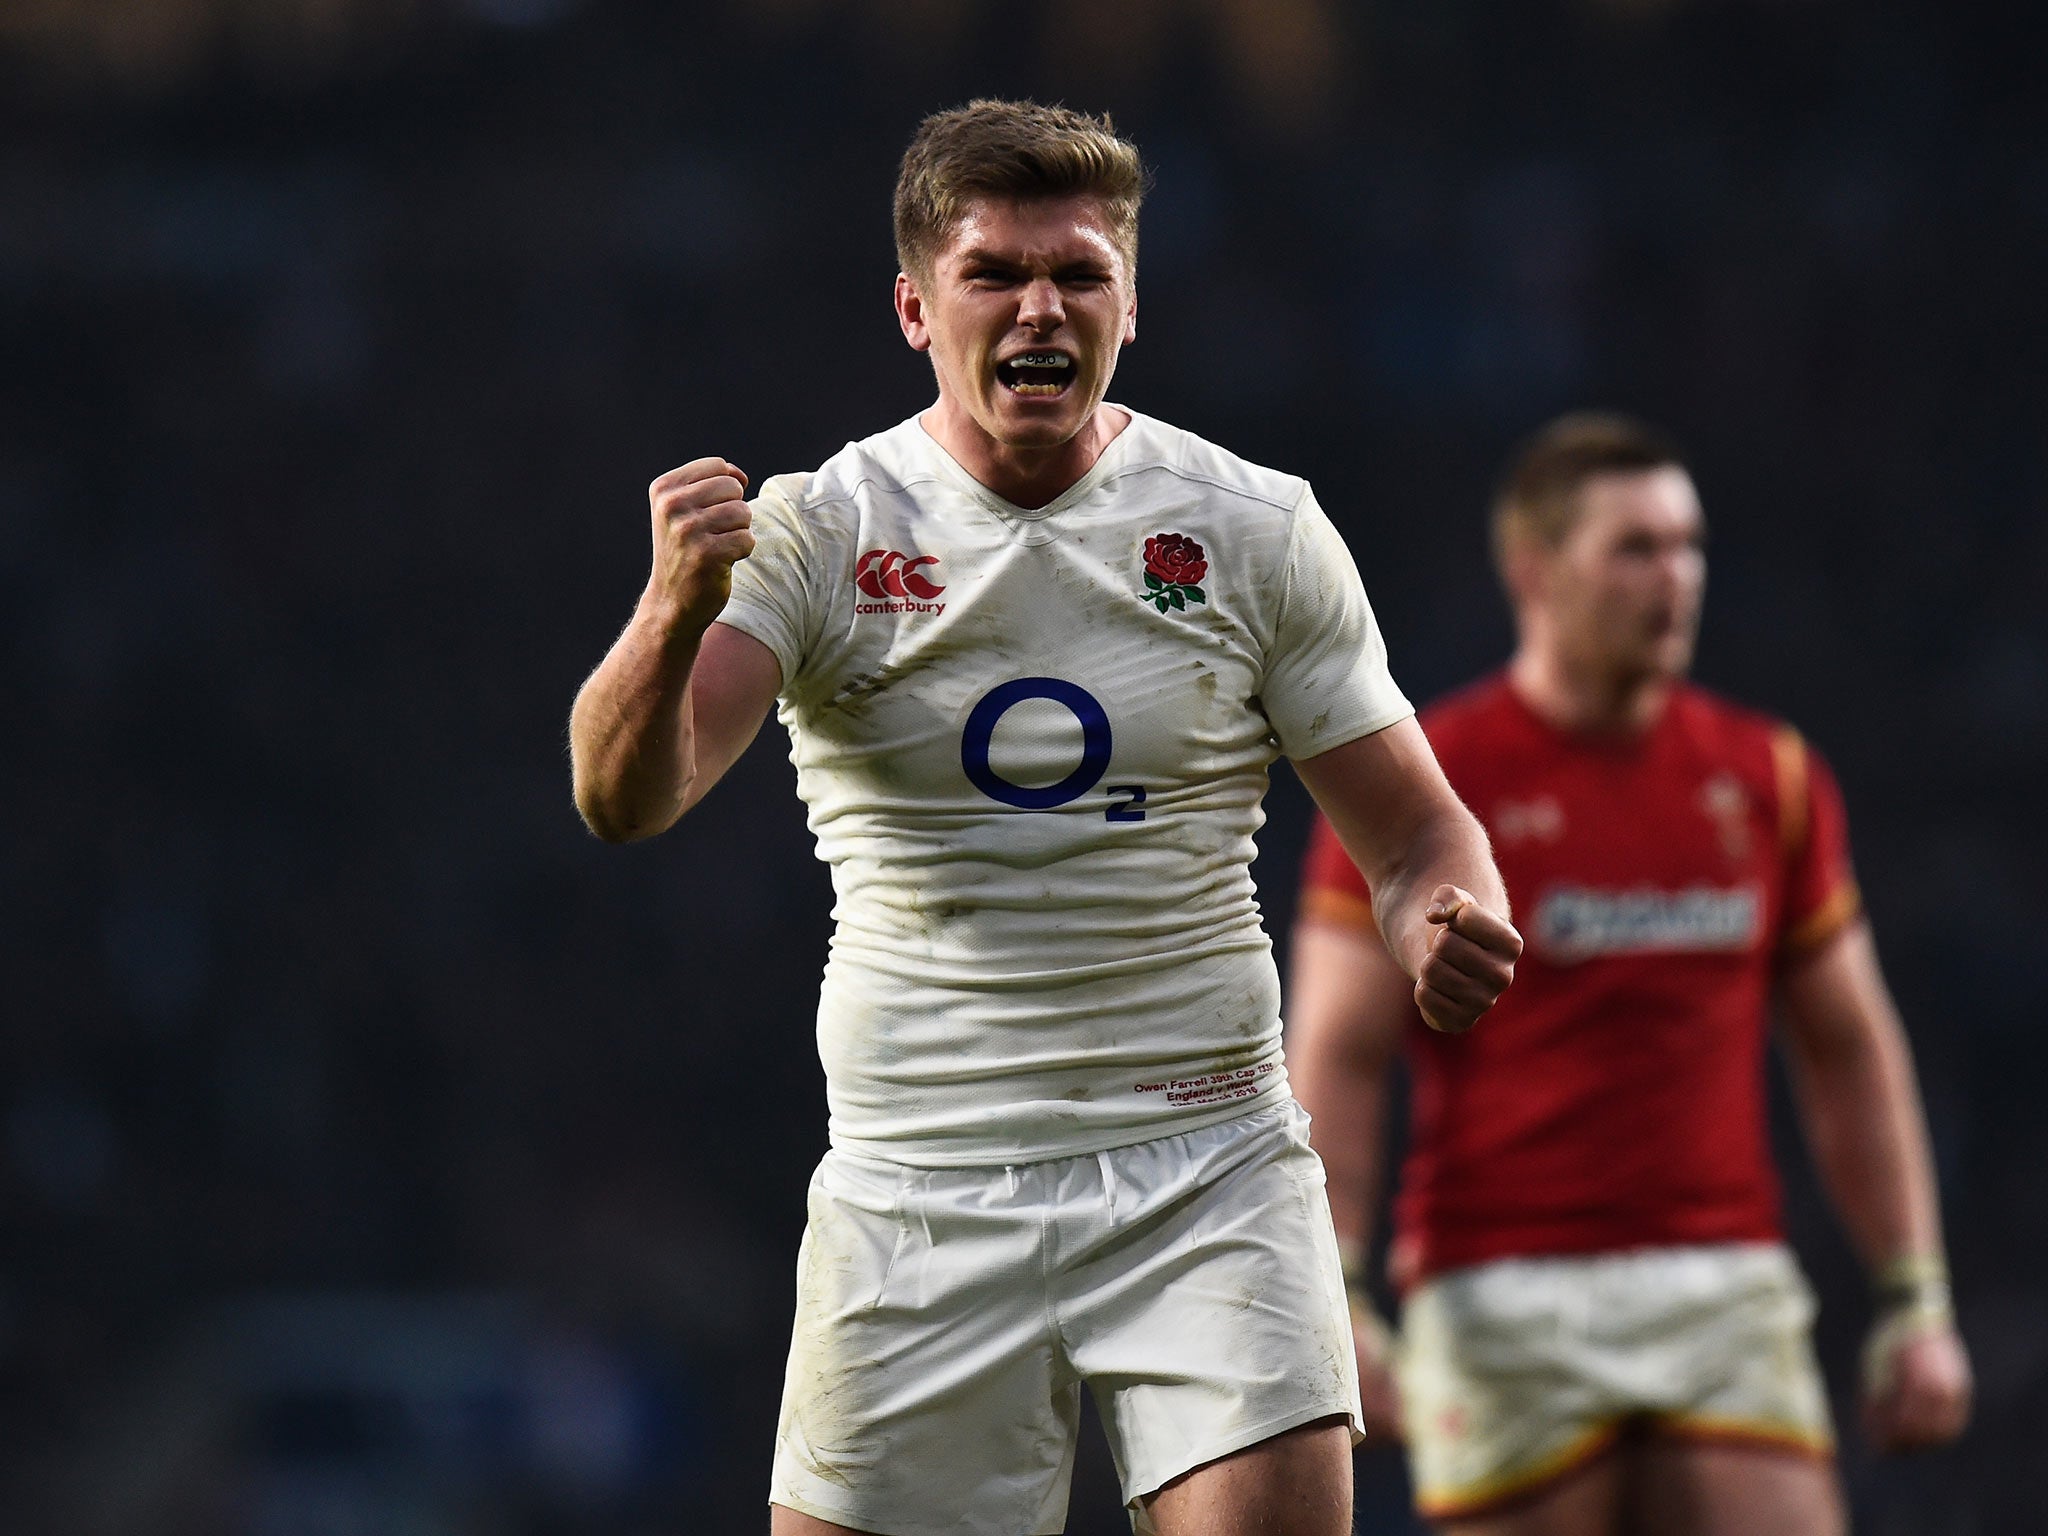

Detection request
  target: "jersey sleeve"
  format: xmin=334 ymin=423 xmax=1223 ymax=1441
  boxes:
xmin=1260 ymin=487 xmax=1414 ymax=760
xmin=714 ymin=472 xmax=823 ymax=690
xmin=1296 ymin=810 xmax=1379 ymax=935
xmin=1774 ymin=728 xmax=1863 ymax=957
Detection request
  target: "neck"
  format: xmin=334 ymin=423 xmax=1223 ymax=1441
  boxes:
xmin=1507 ymin=646 xmax=1673 ymax=736
xmin=921 ymin=398 xmax=1129 ymax=509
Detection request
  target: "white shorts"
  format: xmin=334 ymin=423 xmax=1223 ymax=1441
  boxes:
xmin=769 ymin=1099 xmax=1364 ymax=1536
xmin=1398 ymin=1243 xmax=1834 ymax=1521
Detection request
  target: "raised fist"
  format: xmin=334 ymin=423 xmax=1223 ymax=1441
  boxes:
xmin=1414 ymin=884 xmax=1522 ymax=1034
xmin=645 ymin=457 xmax=755 ymax=635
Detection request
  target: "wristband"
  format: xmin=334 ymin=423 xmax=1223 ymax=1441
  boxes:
xmin=1872 ymin=1253 xmax=1953 ymax=1322
xmin=1862 ymin=1254 xmax=1955 ymax=1397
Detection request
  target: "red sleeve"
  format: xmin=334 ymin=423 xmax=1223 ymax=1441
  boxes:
xmin=1297 ymin=811 xmax=1379 ymax=935
xmin=1774 ymin=729 xmax=1862 ymax=957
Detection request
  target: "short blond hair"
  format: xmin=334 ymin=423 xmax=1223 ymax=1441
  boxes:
xmin=893 ymin=99 xmax=1148 ymax=284
xmin=1492 ymin=411 xmax=1687 ymax=571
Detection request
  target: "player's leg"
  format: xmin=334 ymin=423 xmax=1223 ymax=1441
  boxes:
xmin=1629 ymin=1245 xmax=1840 ymax=1536
xmin=1623 ymin=1439 xmax=1844 ymax=1536
xmin=1397 ymin=1257 xmax=1630 ymax=1531
xmin=767 ymin=1149 xmax=1085 ymax=1535
xmin=770 ymin=1506 xmax=882 ymax=1535
xmin=1135 ymin=1414 xmax=1352 ymax=1536
xmin=1058 ymin=1102 xmax=1365 ymax=1533
xmin=1432 ymin=1443 xmax=1627 ymax=1536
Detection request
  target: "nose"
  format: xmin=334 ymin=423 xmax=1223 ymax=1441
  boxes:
xmin=1017 ymin=277 xmax=1064 ymax=332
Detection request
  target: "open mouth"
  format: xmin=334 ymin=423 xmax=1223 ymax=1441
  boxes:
xmin=995 ymin=350 xmax=1075 ymax=398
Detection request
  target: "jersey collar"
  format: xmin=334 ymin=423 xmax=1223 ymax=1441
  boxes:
xmin=912 ymin=404 xmax=1142 ymax=524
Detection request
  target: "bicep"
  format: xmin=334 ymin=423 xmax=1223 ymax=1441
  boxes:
xmin=1776 ymin=919 xmax=1901 ymax=1064
xmin=679 ymin=621 xmax=783 ymax=813
xmin=1292 ymin=717 xmax=1466 ymax=886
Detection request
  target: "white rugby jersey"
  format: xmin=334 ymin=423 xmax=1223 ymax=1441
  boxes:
xmin=716 ymin=408 xmax=1412 ymax=1165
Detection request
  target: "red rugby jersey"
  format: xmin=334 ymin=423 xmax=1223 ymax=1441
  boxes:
xmin=1297 ymin=674 xmax=1861 ymax=1284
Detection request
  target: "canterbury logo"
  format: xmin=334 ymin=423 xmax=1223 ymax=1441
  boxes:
xmin=856 ymin=549 xmax=945 ymax=600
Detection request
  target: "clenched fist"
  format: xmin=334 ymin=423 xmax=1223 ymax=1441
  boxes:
xmin=1863 ymin=1309 xmax=1972 ymax=1452
xmin=1414 ymin=884 xmax=1521 ymax=1034
xmin=645 ymin=457 xmax=756 ymax=636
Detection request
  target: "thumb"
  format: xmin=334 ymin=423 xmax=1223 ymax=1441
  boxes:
xmin=1425 ymin=885 xmax=1472 ymax=926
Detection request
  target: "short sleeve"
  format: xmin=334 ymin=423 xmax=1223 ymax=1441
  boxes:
xmin=1260 ymin=487 xmax=1414 ymax=759
xmin=715 ymin=473 xmax=820 ymax=690
xmin=1775 ymin=729 xmax=1863 ymax=957
xmin=1297 ymin=810 xmax=1379 ymax=935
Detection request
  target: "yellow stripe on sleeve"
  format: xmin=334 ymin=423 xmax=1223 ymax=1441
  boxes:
xmin=1297 ymin=885 xmax=1378 ymax=936
xmin=1770 ymin=724 xmax=1809 ymax=858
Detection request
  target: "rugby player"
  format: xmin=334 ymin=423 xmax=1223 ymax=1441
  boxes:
xmin=567 ymin=100 xmax=1522 ymax=1536
xmin=1289 ymin=413 xmax=1971 ymax=1535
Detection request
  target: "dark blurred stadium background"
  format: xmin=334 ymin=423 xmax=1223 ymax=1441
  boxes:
xmin=2 ymin=1 xmax=2042 ymax=1531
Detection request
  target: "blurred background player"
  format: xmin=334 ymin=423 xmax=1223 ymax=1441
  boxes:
xmin=569 ymin=101 xmax=1519 ymax=1536
xmin=1287 ymin=413 xmax=1971 ymax=1535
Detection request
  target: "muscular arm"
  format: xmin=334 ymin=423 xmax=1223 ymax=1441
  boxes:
xmin=1294 ymin=718 xmax=1519 ymax=1034
xmin=570 ymin=617 xmax=780 ymax=841
xmin=1777 ymin=918 xmax=1971 ymax=1448
xmin=568 ymin=456 xmax=781 ymax=842
xmin=1777 ymin=920 xmax=1946 ymax=1270
xmin=1283 ymin=846 xmax=1433 ymax=1441
xmin=1286 ymin=917 xmax=1411 ymax=1256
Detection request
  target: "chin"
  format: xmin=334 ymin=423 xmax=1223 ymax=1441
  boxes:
xmin=987 ymin=401 xmax=1089 ymax=448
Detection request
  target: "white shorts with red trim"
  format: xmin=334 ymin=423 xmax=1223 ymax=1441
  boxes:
xmin=1398 ymin=1242 xmax=1833 ymax=1520
xmin=769 ymin=1099 xmax=1363 ymax=1536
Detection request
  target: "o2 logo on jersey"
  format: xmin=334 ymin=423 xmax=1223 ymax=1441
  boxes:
xmin=960 ymin=677 xmax=1146 ymax=820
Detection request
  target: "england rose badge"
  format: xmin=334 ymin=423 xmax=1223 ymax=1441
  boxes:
xmin=1137 ymin=533 xmax=1207 ymax=613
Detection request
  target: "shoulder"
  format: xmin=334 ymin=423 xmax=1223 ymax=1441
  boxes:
xmin=1107 ymin=411 xmax=1309 ymax=519
xmin=1661 ymin=683 xmax=1838 ymax=835
xmin=774 ymin=416 xmax=948 ymax=527
xmin=1666 ymin=681 xmax=1805 ymax=763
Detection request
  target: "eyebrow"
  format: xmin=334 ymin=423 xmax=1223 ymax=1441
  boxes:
xmin=954 ymin=246 xmax=1114 ymax=270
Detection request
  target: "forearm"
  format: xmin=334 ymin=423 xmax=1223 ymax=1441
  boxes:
xmin=1781 ymin=926 xmax=1947 ymax=1272
xmin=570 ymin=595 xmax=705 ymax=842
xmin=1788 ymin=1013 xmax=1946 ymax=1270
xmin=1286 ymin=922 xmax=1407 ymax=1257
xmin=1303 ymin=1063 xmax=1392 ymax=1256
xmin=1370 ymin=807 xmax=1508 ymax=982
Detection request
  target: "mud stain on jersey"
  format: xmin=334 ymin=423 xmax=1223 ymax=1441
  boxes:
xmin=822 ymin=664 xmax=912 ymax=716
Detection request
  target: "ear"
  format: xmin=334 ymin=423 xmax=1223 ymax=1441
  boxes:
xmin=895 ymin=272 xmax=932 ymax=353
xmin=1498 ymin=528 xmax=1547 ymax=610
xmin=1122 ymin=287 xmax=1138 ymax=346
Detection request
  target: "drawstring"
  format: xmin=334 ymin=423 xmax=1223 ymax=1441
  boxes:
xmin=1005 ymin=1164 xmax=1018 ymax=1199
xmin=1096 ymin=1149 xmax=1117 ymax=1224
